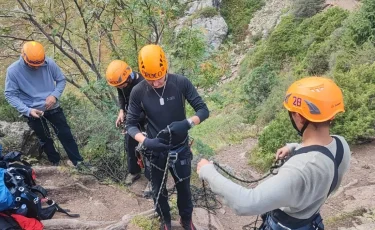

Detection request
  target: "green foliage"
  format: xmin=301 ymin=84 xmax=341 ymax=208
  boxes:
xmin=243 ymin=63 xmax=278 ymax=110
xmin=194 ymin=7 xmax=219 ymax=18
xmin=60 ymin=93 xmax=123 ymax=161
xmin=251 ymin=112 xmax=300 ymax=170
xmin=332 ymin=64 xmax=375 ymax=143
xmin=220 ymin=0 xmax=264 ymax=42
xmin=251 ymin=74 xmax=295 ymax=125
xmin=247 ymin=8 xmax=349 ymax=69
xmin=167 ymin=27 xmax=207 ymax=80
xmin=167 ymin=28 xmax=232 ymax=91
xmin=305 ymin=52 xmax=329 ymax=75
xmin=191 ymin=138 xmax=215 ymax=157
xmin=0 ymin=90 xmax=22 ymax=122
xmin=195 ymin=44 xmax=232 ymax=90
xmin=190 ymin=111 xmax=256 ymax=151
xmin=344 ymin=0 xmax=375 ymax=46
xmin=258 ymin=112 xmax=300 ymax=156
xmin=131 ymin=216 xmax=158 ymax=230
xmin=292 ymin=0 xmax=325 ymax=19
xmin=169 ymin=196 xmax=179 ymax=219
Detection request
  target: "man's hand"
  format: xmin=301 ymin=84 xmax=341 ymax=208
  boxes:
xmin=45 ymin=95 xmax=56 ymax=110
xmin=30 ymin=109 xmax=44 ymax=118
xmin=142 ymin=138 xmax=172 ymax=152
xmin=116 ymin=110 xmax=125 ymax=127
xmin=197 ymin=159 xmax=212 ymax=174
xmin=275 ymin=146 xmax=291 ymax=160
xmin=169 ymin=119 xmax=191 ymax=140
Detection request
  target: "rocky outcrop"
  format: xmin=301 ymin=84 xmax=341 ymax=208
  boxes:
xmin=0 ymin=121 xmax=39 ymax=156
xmin=175 ymin=0 xmax=227 ymax=50
xmin=246 ymin=0 xmax=292 ymax=40
xmin=185 ymin=0 xmax=222 ymax=15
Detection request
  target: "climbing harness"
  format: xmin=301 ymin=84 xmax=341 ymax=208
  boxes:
xmin=244 ymin=136 xmax=344 ymax=230
xmin=135 ymin=126 xmax=194 ymax=228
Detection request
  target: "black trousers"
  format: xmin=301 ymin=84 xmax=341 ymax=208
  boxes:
xmin=26 ymin=107 xmax=83 ymax=165
xmin=125 ymin=133 xmax=142 ymax=175
xmin=150 ymin=148 xmax=193 ymax=223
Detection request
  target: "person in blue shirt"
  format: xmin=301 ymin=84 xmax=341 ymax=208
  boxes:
xmin=4 ymin=41 xmax=85 ymax=168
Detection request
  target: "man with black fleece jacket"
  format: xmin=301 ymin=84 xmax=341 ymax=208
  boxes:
xmin=126 ymin=44 xmax=209 ymax=230
xmin=105 ymin=60 xmax=148 ymax=186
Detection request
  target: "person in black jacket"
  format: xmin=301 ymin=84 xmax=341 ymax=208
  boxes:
xmin=105 ymin=60 xmax=149 ymax=187
xmin=126 ymin=45 xmax=209 ymax=230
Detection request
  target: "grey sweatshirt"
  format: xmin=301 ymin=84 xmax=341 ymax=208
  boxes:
xmin=4 ymin=56 xmax=66 ymax=117
xmin=199 ymin=135 xmax=351 ymax=219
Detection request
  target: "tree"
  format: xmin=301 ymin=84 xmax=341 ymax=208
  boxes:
xmin=0 ymin=0 xmax=181 ymax=110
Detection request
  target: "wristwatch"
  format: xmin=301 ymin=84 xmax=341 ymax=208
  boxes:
xmin=187 ymin=118 xmax=195 ymax=128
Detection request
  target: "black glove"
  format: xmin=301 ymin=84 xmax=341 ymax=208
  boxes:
xmin=142 ymin=137 xmax=172 ymax=152
xmin=169 ymin=119 xmax=191 ymax=142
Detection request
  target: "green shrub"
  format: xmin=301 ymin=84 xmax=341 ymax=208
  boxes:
xmin=292 ymin=0 xmax=325 ymax=19
xmin=0 ymin=91 xmax=22 ymax=122
xmin=246 ymin=8 xmax=348 ymax=70
xmin=344 ymin=0 xmax=375 ymax=46
xmin=60 ymin=93 xmax=123 ymax=161
xmin=131 ymin=216 xmax=158 ymax=230
xmin=168 ymin=27 xmax=207 ymax=84
xmin=257 ymin=111 xmax=300 ymax=157
xmin=195 ymin=7 xmax=219 ymax=18
xmin=220 ymin=0 xmax=264 ymax=42
xmin=332 ymin=64 xmax=375 ymax=143
xmin=243 ymin=63 xmax=278 ymax=110
xmin=251 ymin=74 xmax=295 ymax=125
xmin=191 ymin=138 xmax=215 ymax=157
xmin=305 ymin=52 xmax=329 ymax=75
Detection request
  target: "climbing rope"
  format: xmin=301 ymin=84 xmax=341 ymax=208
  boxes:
xmin=136 ymin=125 xmax=285 ymax=230
xmin=213 ymin=159 xmax=284 ymax=184
xmin=208 ymin=159 xmax=285 ymax=230
xmin=39 ymin=115 xmax=63 ymax=163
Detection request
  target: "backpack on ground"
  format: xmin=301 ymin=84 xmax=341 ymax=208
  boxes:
xmin=0 ymin=213 xmax=22 ymax=230
xmin=0 ymin=151 xmax=79 ymax=220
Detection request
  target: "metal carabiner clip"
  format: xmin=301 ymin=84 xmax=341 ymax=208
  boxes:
xmin=168 ymin=151 xmax=178 ymax=166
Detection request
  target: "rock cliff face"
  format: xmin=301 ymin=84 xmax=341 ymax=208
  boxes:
xmin=0 ymin=121 xmax=39 ymax=156
xmin=246 ymin=0 xmax=292 ymax=41
xmin=175 ymin=0 xmax=227 ymax=50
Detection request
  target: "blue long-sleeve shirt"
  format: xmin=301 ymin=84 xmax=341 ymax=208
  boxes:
xmin=4 ymin=56 xmax=66 ymax=117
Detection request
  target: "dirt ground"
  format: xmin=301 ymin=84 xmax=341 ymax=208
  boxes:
xmin=35 ymin=136 xmax=375 ymax=230
xmin=325 ymin=0 xmax=360 ymax=11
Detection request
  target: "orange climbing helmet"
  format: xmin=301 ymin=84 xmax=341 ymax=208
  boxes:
xmin=138 ymin=44 xmax=168 ymax=81
xmin=283 ymin=77 xmax=345 ymax=122
xmin=105 ymin=60 xmax=133 ymax=87
xmin=22 ymin=41 xmax=45 ymax=67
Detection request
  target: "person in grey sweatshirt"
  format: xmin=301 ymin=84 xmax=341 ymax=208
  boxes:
xmin=197 ymin=77 xmax=351 ymax=230
xmin=4 ymin=41 xmax=86 ymax=168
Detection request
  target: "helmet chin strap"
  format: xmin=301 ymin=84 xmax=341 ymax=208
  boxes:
xmin=288 ymin=112 xmax=309 ymax=136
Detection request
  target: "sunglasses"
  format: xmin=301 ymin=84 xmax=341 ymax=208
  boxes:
xmin=23 ymin=55 xmax=45 ymax=66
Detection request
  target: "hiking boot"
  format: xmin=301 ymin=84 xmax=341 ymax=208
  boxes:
xmin=143 ymin=181 xmax=153 ymax=198
xmin=180 ymin=218 xmax=197 ymax=230
xmin=76 ymin=161 xmax=96 ymax=173
xmin=160 ymin=221 xmax=172 ymax=230
xmin=124 ymin=173 xmax=141 ymax=185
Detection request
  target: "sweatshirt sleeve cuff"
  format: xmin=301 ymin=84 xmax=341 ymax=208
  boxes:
xmin=25 ymin=108 xmax=32 ymax=117
xmin=199 ymin=164 xmax=220 ymax=182
xmin=50 ymin=92 xmax=61 ymax=100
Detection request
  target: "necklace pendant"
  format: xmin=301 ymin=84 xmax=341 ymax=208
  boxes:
xmin=159 ymin=97 xmax=165 ymax=105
